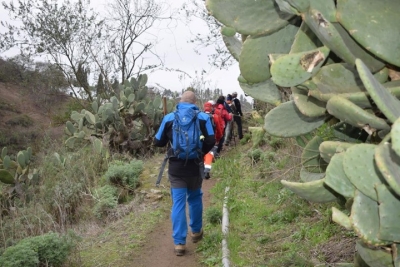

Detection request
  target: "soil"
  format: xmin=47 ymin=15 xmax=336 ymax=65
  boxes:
xmin=131 ymin=178 xmax=217 ymax=267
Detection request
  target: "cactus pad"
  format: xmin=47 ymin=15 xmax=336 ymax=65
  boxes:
xmin=319 ymin=140 xmax=355 ymax=163
xmin=343 ymin=144 xmax=384 ymax=201
xmin=375 ymin=142 xmax=400 ymax=197
xmin=0 ymin=169 xmax=14 ymax=184
xmin=332 ymin=207 xmax=351 ymax=230
xmin=324 ymin=153 xmax=355 ymax=198
xmin=1 ymin=147 xmax=7 ymax=159
xmin=292 ymin=87 xmax=326 ymax=117
xmin=220 ymin=26 xmax=236 ymax=37
xmin=85 ymin=111 xmax=96 ymax=125
xmin=351 ymin=190 xmax=386 ymax=246
xmin=281 ymin=178 xmax=337 ymax=203
xmin=337 ymin=0 xmax=400 ymax=67
xmin=303 ymin=9 xmax=385 ymax=72
xmin=271 ymin=46 xmax=329 ymax=87
xmin=356 ymin=59 xmax=400 ymax=123
xmin=264 ymin=101 xmax=326 ymax=137
xmin=222 ymin=35 xmax=242 ymax=61
xmin=312 ymin=63 xmax=365 ymax=95
xmin=301 ymin=135 xmax=328 ymax=173
xmin=300 ymin=167 xmax=325 ymax=182
xmin=393 ymin=118 xmax=400 ymax=157
xmin=205 ymin=0 xmax=293 ymax=36
xmin=356 ymin=240 xmax=393 ymax=266
xmin=239 ymin=24 xmax=298 ymax=83
xmin=239 ymin=79 xmax=281 ymax=106
xmin=326 ymin=96 xmax=390 ymax=131
xmin=290 ymin=22 xmax=322 ymax=53
xmin=375 ymin=184 xmax=400 ymax=242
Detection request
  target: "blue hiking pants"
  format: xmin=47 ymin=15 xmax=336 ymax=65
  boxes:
xmin=170 ymin=187 xmax=203 ymax=245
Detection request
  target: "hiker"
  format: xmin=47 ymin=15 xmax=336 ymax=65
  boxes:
xmin=224 ymin=94 xmax=236 ymax=146
xmin=232 ymin=92 xmax=244 ymax=140
xmin=153 ymin=91 xmax=215 ymax=256
xmin=203 ymin=100 xmax=224 ymax=179
xmin=215 ymin=95 xmax=233 ymax=155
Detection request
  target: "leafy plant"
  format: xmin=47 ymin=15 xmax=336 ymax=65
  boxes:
xmin=0 ymin=232 xmax=77 ymax=267
xmin=93 ymin=185 xmax=118 ymax=219
xmin=103 ymin=159 xmax=143 ymax=190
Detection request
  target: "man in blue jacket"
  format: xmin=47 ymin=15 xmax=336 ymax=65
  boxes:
xmin=154 ymin=90 xmax=215 ymax=256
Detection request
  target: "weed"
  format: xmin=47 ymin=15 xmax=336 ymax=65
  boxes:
xmin=268 ymin=136 xmax=285 ymax=150
xmin=205 ymin=207 xmax=222 ymax=225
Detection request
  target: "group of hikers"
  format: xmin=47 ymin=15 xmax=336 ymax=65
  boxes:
xmin=154 ymin=90 xmax=244 ymax=256
xmin=202 ymin=91 xmax=244 ymax=179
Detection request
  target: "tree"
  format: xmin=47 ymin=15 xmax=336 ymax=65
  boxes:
xmin=181 ymin=0 xmax=236 ymax=69
xmin=1 ymin=0 xmax=104 ymax=101
xmin=105 ymin=0 xmax=174 ymax=83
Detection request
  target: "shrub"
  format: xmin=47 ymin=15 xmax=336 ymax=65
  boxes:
xmin=261 ymin=151 xmax=276 ymax=162
xmin=0 ymin=242 xmax=38 ymax=267
xmin=104 ymin=159 xmax=143 ymax=190
xmin=93 ymin=185 xmax=118 ymax=219
xmin=5 ymin=114 xmax=34 ymax=127
xmin=0 ymin=232 xmax=76 ymax=267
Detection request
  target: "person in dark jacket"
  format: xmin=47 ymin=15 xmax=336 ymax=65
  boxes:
xmin=232 ymin=92 xmax=244 ymax=139
xmin=153 ymin=91 xmax=215 ymax=256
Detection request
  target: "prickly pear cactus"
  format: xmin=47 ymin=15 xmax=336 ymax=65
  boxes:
xmin=0 ymin=146 xmax=39 ymax=200
xmin=206 ymin=0 xmax=400 ymax=265
xmin=64 ymin=74 xmax=174 ymax=155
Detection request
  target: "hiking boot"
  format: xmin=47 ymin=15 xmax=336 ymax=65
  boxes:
xmin=191 ymin=229 xmax=203 ymax=243
xmin=174 ymin=244 xmax=185 ymax=256
xmin=204 ymin=172 xmax=210 ymax=179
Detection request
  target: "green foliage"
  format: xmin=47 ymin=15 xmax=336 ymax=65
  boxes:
xmin=0 ymin=232 xmax=76 ymax=267
xmin=0 ymin=243 xmax=39 ymax=267
xmin=93 ymin=185 xmax=118 ymax=219
xmin=315 ymin=123 xmax=336 ymax=141
xmin=268 ymin=136 xmax=285 ymax=150
xmin=205 ymin=206 xmax=222 ymax=225
xmin=104 ymin=160 xmax=143 ymax=190
xmin=240 ymin=133 xmax=251 ymax=145
xmin=247 ymin=148 xmax=262 ymax=162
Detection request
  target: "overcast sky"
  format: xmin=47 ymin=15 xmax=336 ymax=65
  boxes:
xmin=0 ymin=0 xmax=250 ymax=101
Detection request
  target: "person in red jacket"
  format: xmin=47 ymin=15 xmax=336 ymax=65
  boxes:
xmin=215 ymin=96 xmax=232 ymax=155
xmin=202 ymin=101 xmax=224 ymax=179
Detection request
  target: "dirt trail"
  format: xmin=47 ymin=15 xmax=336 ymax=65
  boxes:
xmin=131 ymin=178 xmax=217 ymax=267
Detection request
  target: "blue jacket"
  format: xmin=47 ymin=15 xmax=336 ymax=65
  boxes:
xmin=154 ymin=103 xmax=216 ymax=176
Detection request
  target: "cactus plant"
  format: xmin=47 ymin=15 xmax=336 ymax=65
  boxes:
xmin=64 ymin=74 xmax=171 ymax=156
xmin=206 ymin=0 xmax=400 ymax=265
xmin=0 ymin=146 xmax=38 ymax=200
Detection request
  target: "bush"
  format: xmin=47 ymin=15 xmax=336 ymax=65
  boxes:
xmin=5 ymin=114 xmax=34 ymax=127
xmin=104 ymin=159 xmax=143 ymax=190
xmin=93 ymin=185 xmax=118 ymax=219
xmin=0 ymin=232 xmax=76 ymax=267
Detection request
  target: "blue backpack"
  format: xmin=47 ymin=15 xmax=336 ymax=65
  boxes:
xmin=172 ymin=108 xmax=203 ymax=161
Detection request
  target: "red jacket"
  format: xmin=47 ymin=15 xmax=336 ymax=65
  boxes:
xmin=215 ymin=104 xmax=232 ymax=128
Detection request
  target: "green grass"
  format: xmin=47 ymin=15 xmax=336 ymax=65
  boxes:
xmin=198 ymin=135 xmax=350 ymax=267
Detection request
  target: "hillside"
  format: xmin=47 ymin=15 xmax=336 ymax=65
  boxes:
xmin=0 ymin=82 xmax=68 ymax=153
